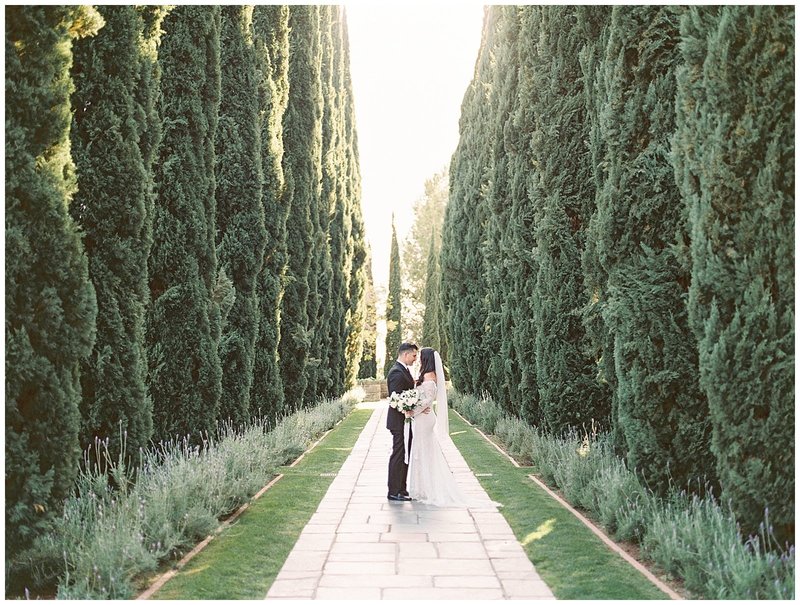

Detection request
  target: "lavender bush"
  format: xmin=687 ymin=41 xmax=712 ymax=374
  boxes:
xmin=450 ymin=388 xmax=794 ymax=599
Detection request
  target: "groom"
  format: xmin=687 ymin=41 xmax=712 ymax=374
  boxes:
xmin=386 ymin=342 xmax=420 ymax=501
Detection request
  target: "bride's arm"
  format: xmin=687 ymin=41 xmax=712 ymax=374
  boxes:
xmin=410 ymin=381 xmax=436 ymax=417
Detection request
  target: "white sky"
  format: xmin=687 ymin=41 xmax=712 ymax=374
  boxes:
xmin=345 ymin=2 xmax=485 ymax=289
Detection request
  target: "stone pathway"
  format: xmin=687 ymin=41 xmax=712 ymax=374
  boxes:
xmin=265 ymin=402 xmax=555 ymax=600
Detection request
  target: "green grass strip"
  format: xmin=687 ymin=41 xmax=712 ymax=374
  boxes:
xmin=449 ymin=411 xmax=668 ymax=600
xmin=150 ymin=408 xmax=373 ymax=600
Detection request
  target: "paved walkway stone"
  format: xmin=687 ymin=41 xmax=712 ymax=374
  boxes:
xmin=265 ymin=403 xmax=555 ymax=600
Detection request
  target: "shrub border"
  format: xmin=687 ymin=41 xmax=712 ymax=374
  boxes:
xmin=453 ymin=409 xmax=682 ymax=600
xmin=134 ymin=424 xmax=337 ymax=599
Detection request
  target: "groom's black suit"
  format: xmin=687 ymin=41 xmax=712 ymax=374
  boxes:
xmin=386 ymin=361 xmax=415 ymax=497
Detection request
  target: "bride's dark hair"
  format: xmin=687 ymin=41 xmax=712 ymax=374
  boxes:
xmin=416 ymin=347 xmax=436 ymax=386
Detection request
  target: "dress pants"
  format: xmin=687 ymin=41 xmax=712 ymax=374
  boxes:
xmin=387 ymin=425 xmax=413 ymax=496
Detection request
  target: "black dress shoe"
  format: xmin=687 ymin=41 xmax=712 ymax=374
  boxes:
xmin=387 ymin=493 xmax=412 ymax=501
xmin=401 ymin=490 xmax=410 ymax=497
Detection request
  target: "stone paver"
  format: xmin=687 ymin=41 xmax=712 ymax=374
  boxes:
xmin=265 ymin=403 xmax=555 ymax=600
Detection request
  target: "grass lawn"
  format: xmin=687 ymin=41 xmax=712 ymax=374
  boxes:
xmin=449 ymin=411 xmax=669 ymax=600
xmin=149 ymin=408 xmax=373 ymax=600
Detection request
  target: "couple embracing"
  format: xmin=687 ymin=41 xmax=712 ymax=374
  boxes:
xmin=385 ymin=342 xmax=465 ymax=507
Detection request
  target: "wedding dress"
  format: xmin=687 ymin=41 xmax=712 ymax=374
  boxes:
xmin=406 ymin=379 xmax=468 ymax=507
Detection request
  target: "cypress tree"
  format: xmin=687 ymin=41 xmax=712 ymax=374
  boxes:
xmin=595 ymin=6 xmax=712 ymax=491
xmin=146 ymin=5 xmax=222 ymax=441
xmin=347 ymin=210 xmax=369 ymax=384
xmin=383 ymin=218 xmax=403 ymax=376
xmin=279 ymin=5 xmax=322 ymax=412
xmin=135 ymin=7 xmax=168 ymax=188
xmin=421 ymin=233 xmax=443 ymax=354
xmin=325 ymin=7 xmax=350 ymax=397
xmin=674 ymin=6 xmax=794 ymax=538
xmin=579 ymin=6 xmax=619 ymax=448
xmin=69 ymin=5 xmax=162 ymax=463
xmin=506 ymin=6 xmax=543 ymax=425
xmin=135 ymin=6 xmax=169 ymax=321
xmin=216 ymin=6 xmax=265 ymax=426
xmin=251 ymin=5 xmax=290 ymax=420
xmin=358 ymin=252 xmax=378 ymax=379
xmin=342 ymin=9 xmax=368 ymax=389
xmin=309 ymin=5 xmax=336 ymax=401
xmin=530 ymin=6 xmax=607 ymax=433
xmin=441 ymin=8 xmax=494 ymax=394
xmin=484 ymin=6 xmax=520 ymax=410
xmin=5 ymin=4 xmax=101 ymax=553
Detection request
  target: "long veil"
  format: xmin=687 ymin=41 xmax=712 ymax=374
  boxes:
xmin=434 ymin=351 xmax=449 ymax=439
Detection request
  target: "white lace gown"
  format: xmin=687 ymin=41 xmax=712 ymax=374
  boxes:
xmin=407 ymin=380 xmax=468 ymax=507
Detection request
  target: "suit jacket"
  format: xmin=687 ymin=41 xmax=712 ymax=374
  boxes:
xmin=386 ymin=360 xmax=415 ymax=431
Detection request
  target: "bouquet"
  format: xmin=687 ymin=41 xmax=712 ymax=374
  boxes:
xmin=389 ymin=389 xmax=421 ymax=422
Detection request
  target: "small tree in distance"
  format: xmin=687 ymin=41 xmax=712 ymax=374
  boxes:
xmin=383 ymin=217 xmax=402 ymax=376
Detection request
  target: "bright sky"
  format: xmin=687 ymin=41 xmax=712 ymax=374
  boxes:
xmin=345 ymin=2 xmax=485 ymax=290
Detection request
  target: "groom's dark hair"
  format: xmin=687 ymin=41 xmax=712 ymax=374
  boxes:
xmin=398 ymin=342 xmax=418 ymax=355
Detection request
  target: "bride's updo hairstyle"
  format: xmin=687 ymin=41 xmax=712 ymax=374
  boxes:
xmin=416 ymin=347 xmax=436 ymax=386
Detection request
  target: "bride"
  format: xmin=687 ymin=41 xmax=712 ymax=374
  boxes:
xmin=404 ymin=347 xmax=469 ymax=507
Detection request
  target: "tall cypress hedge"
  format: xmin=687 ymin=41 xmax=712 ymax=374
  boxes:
xmin=216 ymin=6 xmax=266 ymax=426
xmin=279 ymin=5 xmax=322 ymax=412
xmin=530 ymin=6 xmax=607 ymax=434
xmin=5 ymin=4 xmax=101 ymax=554
xmin=325 ymin=7 xmax=351 ymax=397
xmin=342 ymin=9 xmax=369 ymax=388
xmin=146 ymin=5 xmax=222 ymax=441
xmin=483 ymin=6 xmax=519 ymax=411
xmin=309 ymin=5 xmax=336 ymax=401
xmin=69 ymin=5 xmax=159 ymax=461
xmin=507 ymin=6 xmax=543 ymax=425
xmin=442 ymin=4 xmax=793 ymax=542
xmin=594 ymin=6 xmax=713 ymax=491
xmin=383 ymin=219 xmax=402 ymax=375
xmin=251 ymin=5 xmax=290 ymax=420
xmin=441 ymin=9 xmax=495 ymax=393
xmin=674 ymin=6 xmax=794 ymax=538
xmin=579 ymin=6 xmax=619 ymax=449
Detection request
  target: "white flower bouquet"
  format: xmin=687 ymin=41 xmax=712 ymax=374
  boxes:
xmin=389 ymin=389 xmax=421 ymax=422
